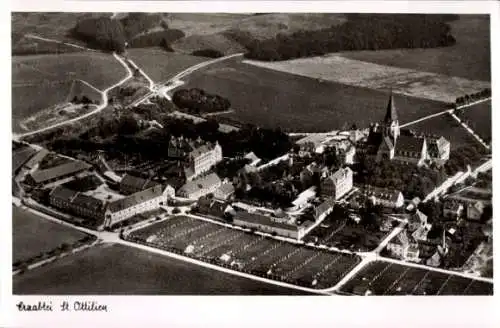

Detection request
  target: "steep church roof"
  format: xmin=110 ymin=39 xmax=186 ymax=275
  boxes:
xmin=384 ymin=91 xmax=398 ymax=123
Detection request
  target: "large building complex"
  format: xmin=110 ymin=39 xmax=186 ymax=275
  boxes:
xmin=177 ymin=173 xmax=222 ymax=199
xmin=367 ymin=92 xmax=450 ymax=167
xmin=104 ymin=184 xmax=175 ymax=227
xmin=49 ymin=186 xmax=105 ymax=224
xmin=185 ymin=142 xmax=223 ymax=181
xmin=320 ymin=167 xmax=353 ymax=200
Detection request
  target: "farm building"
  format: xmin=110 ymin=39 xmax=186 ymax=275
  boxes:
xmin=26 ymin=160 xmax=91 ymax=186
xmin=120 ymin=173 xmax=161 ymax=195
xmin=49 ymin=185 xmax=105 ymax=224
xmin=178 ymin=173 xmax=222 ymax=199
xmin=104 ymin=184 xmax=175 ymax=227
xmin=232 ymin=210 xmax=307 ymax=240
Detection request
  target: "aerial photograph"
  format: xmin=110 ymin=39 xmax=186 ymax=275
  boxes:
xmin=11 ymin=12 xmax=492 ymax=295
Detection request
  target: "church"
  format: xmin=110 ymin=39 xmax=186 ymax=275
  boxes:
xmin=366 ymin=92 xmax=450 ymax=167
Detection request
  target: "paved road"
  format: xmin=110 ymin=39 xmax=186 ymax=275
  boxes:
xmin=129 ymin=53 xmax=244 ymax=107
xmin=400 ymin=97 xmax=491 ymax=129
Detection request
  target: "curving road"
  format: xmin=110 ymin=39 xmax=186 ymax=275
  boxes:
xmin=15 ymin=52 xmax=133 ymax=140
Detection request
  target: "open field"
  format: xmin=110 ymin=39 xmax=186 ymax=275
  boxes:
xmin=12 ymin=12 xmax=106 ymax=44
xmin=169 ymin=13 xmax=346 ymax=54
xmin=339 ymin=260 xmax=493 ymax=295
xmin=338 ymin=15 xmax=490 ymax=82
xmin=12 ymin=206 xmax=89 ymax=264
xmin=459 ymin=100 xmax=492 ymax=141
xmin=126 ymin=48 xmax=208 ymax=83
xmin=244 ymin=55 xmax=490 ymax=104
xmin=13 ymin=243 xmax=310 ymax=295
xmin=12 ymin=52 xmax=125 ymax=130
xmin=129 ymin=215 xmax=361 ymax=289
xmin=406 ymin=113 xmax=480 ymax=149
xmin=181 ymin=60 xmax=444 ymax=132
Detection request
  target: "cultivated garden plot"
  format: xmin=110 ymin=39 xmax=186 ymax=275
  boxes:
xmin=129 ymin=215 xmax=362 ymax=289
xmin=339 ymin=261 xmax=493 ymax=295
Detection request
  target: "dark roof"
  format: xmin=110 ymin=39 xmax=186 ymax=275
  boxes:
xmin=31 ymin=160 xmax=91 ymax=184
xmin=107 ymin=185 xmax=163 ymax=213
xmin=316 ymin=197 xmax=335 ymax=217
xmin=233 ymin=211 xmax=298 ymax=232
xmin=121 ymin=174 xmax=160 ymax=191
xmin=384 ymin=91 xmax=398 ymax=123
xmin=72 ymin=193 xmax=104 ymax=211
xmin=12 ymin=146 xmax=38 ymax=174
xmin=24 ymin=148 xmax=50 ymax=170
xmin=50 ymin=185 xmax=78 ymax=201
xmin=395 ymin=135 xmax=425 ymax=154
xmin=427 ymin=136 xmax=450 ymax=158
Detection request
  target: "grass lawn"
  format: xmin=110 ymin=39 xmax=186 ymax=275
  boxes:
xmin=12 ymin=52 xmax=126 ymax=130
xmin=181 ymin=60 xmax=444 ymax=132
xmin=13 ymin=243 xmax=311 ymax=295
xmin=126 ymin=48 xmax=209 ymax=83
xmin=338 ymin=15 xmax=490 ymax=82
xmin=406 ymin=113 xmax=480 ymax=149
xmin=460 ymin=100 xmax=491 ymax=141
xmin=12 ymin=206 xmax=89 ymax=264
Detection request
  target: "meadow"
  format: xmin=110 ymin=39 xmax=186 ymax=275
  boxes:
xmin=126 ymin=48 xmax=209 ymax=83
xmin=13 ymin=243 xmax=310 ymax=295
xmin=338 ymin=15 xmax=490 ymax=82
xmin=406 ymin=114 xmax=480 ymax=149
xmin=243 ymin=55 xmax=490 ymax=104
xmin=12 ymin=52 xmax=126 ymax=130
xmin=12 ymin=206 xmax=89 ymax=264
xmin=460 ymin=100 xmax=492 ymax=141
xmin=181 ymin=60 xmax=445 ymax=132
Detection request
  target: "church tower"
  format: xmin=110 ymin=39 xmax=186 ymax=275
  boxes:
xmin=383 ymin=90 xmax=400 ymax=142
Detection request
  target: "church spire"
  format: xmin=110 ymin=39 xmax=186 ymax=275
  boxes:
xmin=384 ymin=90 xmax=398 ymax=123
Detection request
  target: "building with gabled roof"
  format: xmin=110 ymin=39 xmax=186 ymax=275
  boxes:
xmin=214 ymin=182 xmax=235 ymax=201
xmin=232 ymin=210 xmax=307 ymax=240
xmin=178 ymin=173 xmax=222 ymax=199
xmin=105 ymin=184 xmax=174 ymax=227
xmin=320 ymin=167 xmax=353 ymax=200
xmin=368 ymin=91 xmax=449 ymax=167
xmin=120 ymin=173 xmax=161 ymax=195
xmin=314 ymin=197 xmax=335 ymax=222
xmin=467 ymin=201 xmax=485 ymax=221
xmin=27 ymin=160 xmax=91 ymax=185
xmin=185 ymin=141 xmax=222 ymax=181
xmin=387 ymin=230 xmax=419 ymax=261
xmin=363 ymin=186 xmax=404 ymax=208
xmin=49 ymin=185 xmax=105 ymax=224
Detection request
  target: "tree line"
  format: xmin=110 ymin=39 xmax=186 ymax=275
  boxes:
xmin=454 ymin=88 xmax=491 ymax=108
xmin=235 ymin=14 xmax=457 ymax=61
xmin=71 ymin=14 xmax=183 ymax=53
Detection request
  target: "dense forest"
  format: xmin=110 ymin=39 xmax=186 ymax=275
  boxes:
xmin=172 ymin=88 xmax=231 ymax=114
xmin=71 ymin=17 xmax=126 ymax=53
xmin=239 ymin=14 xmax=459 ymax=61
xmin=71 ymin=13 xmax=181 ymax=53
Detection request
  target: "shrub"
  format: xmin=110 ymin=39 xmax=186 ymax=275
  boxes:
xmin=191 ymin=49 xmax=224 ymax=58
